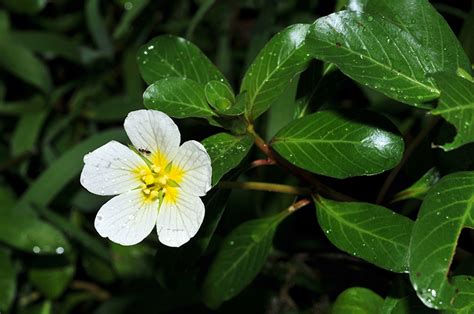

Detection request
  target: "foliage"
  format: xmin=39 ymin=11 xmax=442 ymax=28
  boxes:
xmin=0 ymin=0 xmax=473 ymax=313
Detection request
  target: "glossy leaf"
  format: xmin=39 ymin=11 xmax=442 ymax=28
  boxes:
xmin=143 ymin=78 xmax=215 ymax=118
xmin=0 ymin=248 xmax=15 ymax=311
xmin=241 ymin=24 xmax=311 ymax=119
xmin=355 ymin=0 xmax=471 ymax=74
xmin=409 ymin=171 xmax=474 ymax=310
xmin=315 ymin=197 xmax=413 ymax=272
xmin=272 ymin=110 xmax=404 ymax=179
xmin=202 ymin=132 xmax=253 ymax=185
xmin=431 ymin=72 xmax=474 ymax=151
xmin=332 ymin=287 xmax=384 ymax=314
xmin=202 ymin=211 xmax=288 ymax=308
xmin=393 ymin=168 xmax=441 ymax=203
xmin=29 ymin=265 xmax=75 ymax=299
xmin=137 ymin=35 xmax=228 ymax=85
xmin=205 ymin=80 xmax=235 ymax=111
xmin=306 ymin=8 xmax=465 ymax=108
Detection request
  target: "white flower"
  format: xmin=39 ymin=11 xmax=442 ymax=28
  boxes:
xmin=80 ymin=110 xmax=212 ymax=247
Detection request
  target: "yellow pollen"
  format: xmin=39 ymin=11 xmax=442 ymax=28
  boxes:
xmin=157 ymin=175 xmax=168 ymax=186
xmin=139 ymin=169 xmax=148 ymax=176
xmin=150 ymin=190 xmax=159 ymax=198
xmin=143 ymin=189 xmax=151 ymax=195
xmin=142 ymin=174 xmax=155 ymax=185
xmin=151 ymin=165 xmax=161 ymax=173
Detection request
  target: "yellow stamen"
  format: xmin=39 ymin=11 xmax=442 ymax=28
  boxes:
xmin=157 ymin=175 xmax=168 ymax=186
xmin=150 ymin=190 xmax=159 ymax=199
xmin=143 ymin=174 xmax=155 ymax=185
xmin=143 ymin=189 xmax=151 ymax=195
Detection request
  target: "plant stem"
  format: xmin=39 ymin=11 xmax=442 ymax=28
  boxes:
xmin=249 ymin=158 xmax=276 ymax=169
xmin=287 ymin=198 xmax=311 ymax=213
xmin=376 ymin=116 xmax=439 ymax=204
xmin=218 ymin=181 xmax=311 ymax=195
xmin=247 ymin=124 xmax=354 ymax=201
xmin=70 ymin=280 xmax=111 ymax=301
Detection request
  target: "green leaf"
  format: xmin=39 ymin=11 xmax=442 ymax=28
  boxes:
xmin=0 ymin=0 xmax=46 ymax=14
xmin=202 ymin=133 xmax=253 ymax=186
xmin=0 ymin=40 xmax=52 ymax=92
xmin=113 ymin=0 xmax=149 ymax=39
xmin=409 ymin=171 xmax=474 ymax=310
xmin=205 ymin=80 xmax=235 ymax=112
xmin=332 ymin=287 xmax=384 ymax=314
xmin=202 ymin=211 xmax=288 ymax=308
xmin=11 ymin=31 xmax=83 ymax=63
xmin=393 ymin=168 xmax=441 ymax=203
xmin=445 ymin=276 xmax=474 ymax=314
xmin=240 ymin=23 xmax=311 ymax=119
xmin=111 ymin=243 xmax=154 ymax=279
xmin=137 ymin=35 xmax=228 ymax=85
xmin=155 ymin=189 xmax=230 ymax=288
xmin=306 ymin=7 xmax=467 ymax=108
xmin=354 ymin=0 xmax=471 ymax=73
xmin=430 ymin=72 xmax=474 ymax=151
xmin=11 ymin=106 xmax=48 ymax=157
xmin=315 ymin=197 xmax=413 ymax=272
xmin=0 ymin=248 xmax=15 ymax=311
xmin=143 ymin=78 xmax=215 ymax=118
xmin=85 ymin=0 xmax=113 ymax=58
xmin=82 ymin=255 xmax=115 ymax=284
xmin=0 ymin=206 xmax=70 ymax=255
xmin=17 ymin=129 xmax=127 ymax=209
xmin=29 ymin=265 xmax=75 ymax=299
xmin=272 ymin=110 xmax=404 ymax=179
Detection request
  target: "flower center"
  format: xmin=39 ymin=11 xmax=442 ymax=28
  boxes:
xmin=138 ymin=163 xmax=181 ymax=203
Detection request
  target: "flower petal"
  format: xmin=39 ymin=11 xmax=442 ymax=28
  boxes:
xmin=80 ymin=141 xmax=146 ymax=196
xmin=173 ymin=140 xmax=212 ymax=196
xmin=95 ymin=190 xmax=158 ymax=246
xmin=124 ymin=110 xmax=180 ymax=161
xmin=156 ymin=189 xmax=205 ymax=247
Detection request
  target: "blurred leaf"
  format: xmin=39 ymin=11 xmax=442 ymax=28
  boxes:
xmin=393 ymin=168 xmax=440 ymax=203
xmin=409 ymin=171 xmax=474 ymax=310
xmin=11 ymin=31 xmax=84 ymax=63
xmin=315 ymin=197 xmax=413 ymax=272
xmin=185 ymin=0 xmax=215 ymax=40
xmin=431 ymin=72 xmax=474 ymax=151
xmin=0 ymin=10 xmax=9 ymax=34
xmin=113 ymin=0 xmax=149 ymax=39
xmin=137 ymin=35 xmax=228 ymax=86
xmin=18 ymin=129 xmax=127 ymax=209
xmin=155 ymin=188 xmax=231 ymax=288
xmin=0 ymin=40 xmax=52 ymax=92
xmin=332 ymin=287 xmax=384 ymax=314
xmin=0 ymin=248 xmax=15 ymax=312
xmin=444 ymin=276 xmax=474 ymax=314
xmin=272 ymin=110 xmax=404 ymax=179
xmin=307 ymin=3 xmax=470 ymax=108
xmin=241 ymin=24 xmax=311 ymax=119
xmin=0 ymin=0 xmax=46 ymax=14
xmin=202 ymin=133 xmax=253 ymax=186
xmin=29 ymin=265 xmax=75 ymax=299
xmin=82 ymin=254 xmax=115 ymax=284
xmin=0 ymin=205 xmax=70 ymax=255
xmin=35 ymin=206 xmax=110 ymax=261
xmin=85 ymin=0 xmax=113 ymax=58
xmin=111 ymin=243 xmax=154 ymax=279
xmin=202 ymin=211 xmax=288 ymax=308
xmin=143 ymin=78 xmax=215 ymax=118
xmin=83 ymin=95 xmax=141 ymax=122
xmin=204 ymin=80 xmax=235 ymax=112
xmin=460 ymin=6 xmax=474 ymax=63
xmin=11 ymin=104 xmax=48 ymax=157
xmin=19 ymin=300 xmax=52 ymax=314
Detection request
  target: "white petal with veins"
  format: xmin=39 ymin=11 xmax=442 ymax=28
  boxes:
xmin=80 ymin=141 xmax=145 ymax=196
xmin=95 ymin=190 xmax=158 ymax=246
xmin=156 ymin=189 xmax=205 ymax=247
xmin=173 ymin=140 xmax=212 ymax=196
xmin=124 ymin=110 xmax=180 ymax=160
